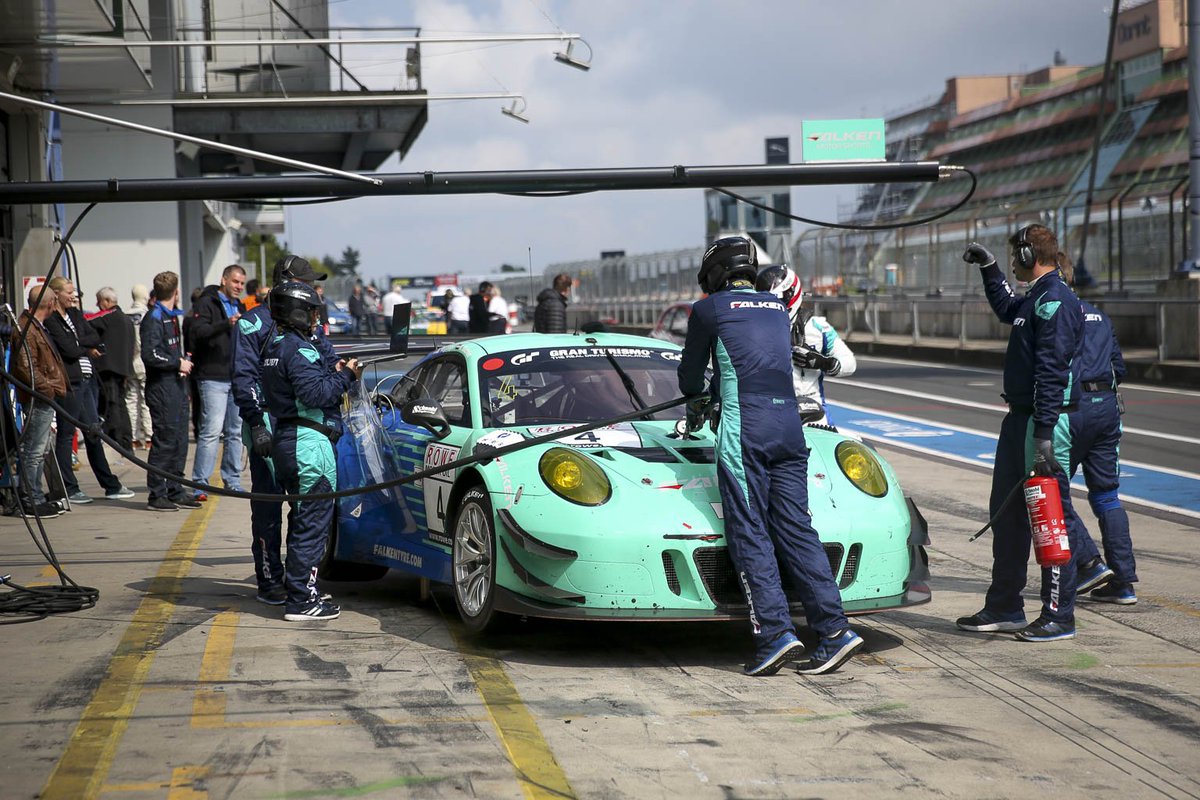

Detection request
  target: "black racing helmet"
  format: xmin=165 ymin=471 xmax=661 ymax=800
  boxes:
xmin=697 ymin=236 xmax=758 ymax=294
xmin=269 ymin=281 xmax=322 ymax=333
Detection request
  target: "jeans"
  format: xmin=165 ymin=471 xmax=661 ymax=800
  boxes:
xmin=191 ymin=379 xmax=244 ymax=490
xmin=19 ymin=401 xmax=55 ymax=504
xmin=55 ymin=376 xmax=121 ymax=495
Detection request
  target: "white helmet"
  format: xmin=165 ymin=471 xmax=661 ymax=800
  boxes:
xmin=754 ymin=265 xmax=804 ymax=325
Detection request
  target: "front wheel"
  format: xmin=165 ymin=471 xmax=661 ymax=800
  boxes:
xmin=452 ymin=487 xmax=504 ymax=633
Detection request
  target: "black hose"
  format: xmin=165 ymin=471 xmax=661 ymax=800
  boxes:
xmin=968 ymin=478 xmax=1026 ymax=542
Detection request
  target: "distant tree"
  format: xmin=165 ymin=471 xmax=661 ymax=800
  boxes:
xmin=243 ymin=232 xmax=287 ymax=283
xmin=338 ymin=246 xmax=361 ymax=275
xmin=499 ymin=263 xmax=526 ymax=273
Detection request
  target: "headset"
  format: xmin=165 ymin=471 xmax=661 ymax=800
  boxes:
xmin=276 ymin=254 xmax=302 ymax=283
xmin=1013 ymin=225 xmax=1036 ymax=271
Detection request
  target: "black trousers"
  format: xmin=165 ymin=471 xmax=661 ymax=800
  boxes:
xmin=145 ymin=376 xmax=189 ymax=501
xmin=55 ymin=376 xmax=121 ymax=496
xmin=98 ymin=371 xmax=132 ymax=450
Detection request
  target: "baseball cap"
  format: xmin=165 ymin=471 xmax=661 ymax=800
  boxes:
xmin=271 ymin=255 xmax=327 ymax=286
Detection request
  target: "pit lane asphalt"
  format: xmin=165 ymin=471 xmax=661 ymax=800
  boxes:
xmin=2 ymin=368 xmax=1199 ymax=799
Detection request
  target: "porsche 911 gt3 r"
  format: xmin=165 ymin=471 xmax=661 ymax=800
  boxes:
xmin=330 ymin=332 xmax=930 ymax=631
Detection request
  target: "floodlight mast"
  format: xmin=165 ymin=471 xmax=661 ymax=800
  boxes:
xmin=0 ymin=162 xmax=947 ymax=205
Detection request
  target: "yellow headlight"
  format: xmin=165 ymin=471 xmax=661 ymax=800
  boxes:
xmin=539 ymin=447 xmax=611 ymax=506
xmin=834 ymin=441 xmax=889 ymax=498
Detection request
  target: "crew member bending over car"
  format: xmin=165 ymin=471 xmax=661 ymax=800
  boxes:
xmin=678 ymin=236 xmax=863 ymax=676
xmin=755 ymin=265 xmax=856 ymax=426
xmin=260 ymin=282 xmax=362 ymax=621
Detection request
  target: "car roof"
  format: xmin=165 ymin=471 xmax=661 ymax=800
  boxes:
xmin=453 ymin=331 xmax=681 ymax=357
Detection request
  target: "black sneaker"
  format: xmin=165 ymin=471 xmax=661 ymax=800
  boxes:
xmin=956 ymin=609 xmax=1027 ymax=632
xmin=147 ymin=496 xmax=179 ymax=512
xmin=795 ymin=629 xmax=865 ymax=675
xmin=256 ymin=586 xmax=287 ymax=606
xmin=21 ymin=501 xmax=63 ymax=519
xmin=1076 ymin=558 xmax=1115 ymax=594
xmin=284 ymin=599 xmax=341 ymax=622
xmin=1090 ymin=582 xmax=1137 ymax=605
xmin=170 ymin=495 xmax=202 ymax=509
xmin=1014 ymin=617 xmax=1076 ymax=642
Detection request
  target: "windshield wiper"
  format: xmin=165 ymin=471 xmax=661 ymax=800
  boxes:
xmin=602 ymin=351 xmax=654 ymax=420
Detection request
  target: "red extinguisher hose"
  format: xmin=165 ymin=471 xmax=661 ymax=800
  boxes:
xmin=967 ymin=477 xmax=1027 ymax=542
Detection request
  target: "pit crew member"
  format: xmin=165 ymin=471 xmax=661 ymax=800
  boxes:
xmin=678 ymin=236 xmax=863 ymax=676
xmin=754 ymin=265 xmax=856 ymax=426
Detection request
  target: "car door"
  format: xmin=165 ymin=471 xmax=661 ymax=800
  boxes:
xmin=412 ymin=356 xmax=472 ymax=541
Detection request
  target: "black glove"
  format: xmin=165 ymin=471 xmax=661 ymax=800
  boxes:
xmin=685 ymin=397 xmax=712 ymax=434
xmin=1032 ymin=438 xmax=1062 ymax=477
xmin=250 ymin=424 xmax=273 ymax=459
xmin=792 ymin=345 xmax=839 ymax=374
xmin=963 ymin=242 xmax=996 ymax=268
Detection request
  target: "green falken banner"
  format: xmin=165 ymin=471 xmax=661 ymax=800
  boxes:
xmin=802 ymin=118 xmax=886 ymax=162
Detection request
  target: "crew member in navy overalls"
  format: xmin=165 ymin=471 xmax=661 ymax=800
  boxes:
xmin=141 ymin=271 xmax=202 ymax=512
xmin=959 ymin=225 xmax=1087 ymax=642
xmin=260 ymin=281 xmax=361 ymax=621
xmin=678 ymin=236 xmax=863 ymax=676
xmin=231 ymin=256 xmax=339 ymax=606
xmin=1070 ymin=299 xmax=1137 ymax=604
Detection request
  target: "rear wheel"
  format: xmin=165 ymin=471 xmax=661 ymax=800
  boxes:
xmin=452 ymin=487 xmax=503 ymax=633
xmin=318 ymin=513 xmax=389 ymax=582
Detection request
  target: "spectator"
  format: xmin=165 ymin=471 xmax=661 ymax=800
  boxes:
xmin=141 ymin=271 xmax=200 ymax=512
xmin=242 ymin=278 xmax=261 ymax=311
xmin=10 ymin=284 xmax=69 ymax=517
xmin=348 ymin=283 xmax=368 ymax=335
xmin=188 ymin=264 xmax=247 ymax=499
xmin=446 ymin=289 xmax=470 ymax=334
xmin=467 ymin=282 xmax=491 ymax=334
xmin=365 ymin=283 xmax=381 ymax=334
xmin=315 ymin=284 xmax=330 ymax=333
xmin=487 ymin=286 xmax=509 ymax=334
xmin=184 ymin=286 xmax=204 ymax=442
xmin=533 ymin=272 xmax=571 ymax=333
xmin=87 ymin=286 xmax=136 ymax=450
xmin=125 ymin=284 xmax=153 ymax=448
xmin=44 ymin=277 xmax=134 ymax=504
xmin=381 ymin=283 xmax=407 ymax=334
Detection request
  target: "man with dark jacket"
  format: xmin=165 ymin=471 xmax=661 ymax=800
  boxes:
xmin=468 ymin=282 xmax=493 ymax=334
xmin=10 ymin=284 xmax=69 ymax=517
xmin=44 ymin=277 xmax=133 ymax=504
xmin=188 ymin=265 xmax=247 ymax=497
xmin=87 ymin=286 xmax=136 ymax=450
xmin=142 ymin=271 xmax=200 ymax=512
xmin=533 ymin=273 xmax=570 ymax=333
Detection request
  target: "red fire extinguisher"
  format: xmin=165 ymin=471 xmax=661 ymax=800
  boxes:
xmin=1024 ymin=476 xmax=1071 ymax=567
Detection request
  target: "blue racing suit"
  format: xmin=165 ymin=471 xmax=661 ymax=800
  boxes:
xmin=678 ymin=280 xmax=848 ymax=645
xmin=980 ymin=263 xmax=1086 ymax=624
xmin=141 ymin=302 xmax=190 ymax=503
xmin=1069 ymin=301 xmax=1136 ymax=586
xmin=260 ymin=328 xmax=354 ymax=611
xmin=231 ymin=303 xmax=339 ymax=594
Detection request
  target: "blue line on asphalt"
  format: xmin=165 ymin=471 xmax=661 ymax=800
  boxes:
xmin=827 ymin=400 xmax=1200 ymax=519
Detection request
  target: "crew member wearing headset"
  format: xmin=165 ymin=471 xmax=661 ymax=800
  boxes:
xmin=260 ymin=281 xmax=361 ymax=621
xmin=959 ymin=225 xmax=1087 ymax=642
xmin=678 ymin=236 xmax=863 ymax=676
xmin=231 ymin=255 xmax=338 ymax=606
xmin=755 ymin=265 xmax=856 ymax=426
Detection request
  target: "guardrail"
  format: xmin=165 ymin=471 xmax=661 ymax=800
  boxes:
xmin=574 ymin=294 xmax=1200 ymax=362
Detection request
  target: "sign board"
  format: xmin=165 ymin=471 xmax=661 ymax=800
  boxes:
xmin=765 ymin=137 xmax=790 ymax=165
xmin=801 ymin=119 xmax=885 ymax=163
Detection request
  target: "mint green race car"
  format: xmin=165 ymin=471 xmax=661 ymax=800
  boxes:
xmin=331 ymin=332 xmax=931 ymax=632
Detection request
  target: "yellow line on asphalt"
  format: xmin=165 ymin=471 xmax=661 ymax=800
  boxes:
xmin=191 ymin=610 xmax=238 ymax=728
xmin=1142 ymin=593 xmax=1200 ymax=619
xmin=456 ymin=633 xmax=575 ymax=800
xmin=40 ymin=499 xmax=218 ymax=800
xmin=167 ymin=765 xmax=210 ymax=799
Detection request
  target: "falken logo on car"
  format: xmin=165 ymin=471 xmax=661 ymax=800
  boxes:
xmin=424 ymin=444 xmax=460 ymax=469
xmin=511 ymin=351 xmax=540 ymax=366
xmin=658 ymin=475 xmax=718 ymax=490
xmin=373 ymin=544 xmax=423 ymax=568
xmin=729 ymin=300 xmax=783 ymax=311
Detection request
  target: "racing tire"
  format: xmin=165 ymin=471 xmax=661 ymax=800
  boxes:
xmin=452 ymin=486 xmax=505 ymax=633
xmin=318 ymin=513 xmax=389 ymax=582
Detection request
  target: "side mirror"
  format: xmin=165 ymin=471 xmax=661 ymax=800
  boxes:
xmin=796 ymin=398 xmax=825 ymax=424
xmin=401 ymin=398 xmax=451 ymax=439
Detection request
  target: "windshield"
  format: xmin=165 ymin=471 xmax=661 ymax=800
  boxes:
xmin=479 ymin=345 xmax=686 ymax=427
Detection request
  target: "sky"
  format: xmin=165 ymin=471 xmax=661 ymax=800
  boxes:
xmin=289 ymin=1 xmax=1112 ymax=282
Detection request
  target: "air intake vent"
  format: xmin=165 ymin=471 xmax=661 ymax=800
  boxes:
xmin=662 ymin=552 xmax=681 ymax=595
xmin=839 ymin=543 xmax=862 ymax=589
xmin=693 ymin=544 xmax=845 ymax=606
